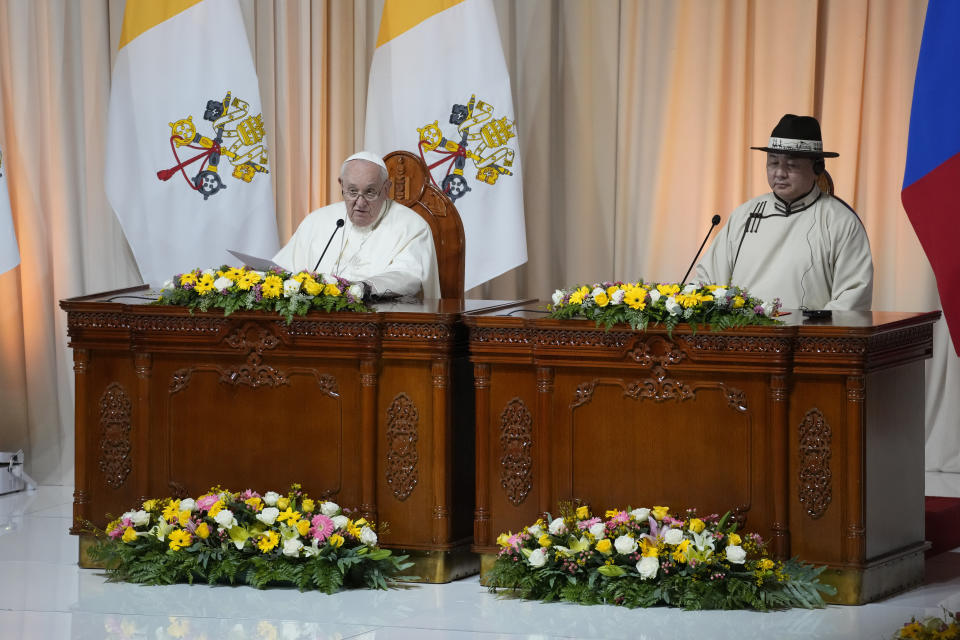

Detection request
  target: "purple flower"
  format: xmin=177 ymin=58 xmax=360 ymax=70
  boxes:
xmin=754 ymin=304 xmax=765 ymax=314
xmin=253 ymin=283 xmax=263 ymax=301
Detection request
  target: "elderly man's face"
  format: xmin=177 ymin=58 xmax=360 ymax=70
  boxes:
xmin=766 ymin=153 xmax=817 ymax=202
xmin=340 ymin=160 xmax=390 ymax=227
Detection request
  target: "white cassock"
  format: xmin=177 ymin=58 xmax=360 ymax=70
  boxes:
xmin=694 ymin=185 xmax=873 ymax=310
xmin=273 ymin=199 xmax=441 ymax=299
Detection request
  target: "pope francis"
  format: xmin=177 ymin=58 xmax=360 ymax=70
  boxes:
xmin=273 ymin=151 xmax=441 ymax=299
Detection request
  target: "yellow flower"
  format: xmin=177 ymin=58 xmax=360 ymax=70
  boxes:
xmin=277 ymin=496 xmax=290 ymax=511
xmin=497 ymin=532 xmax=512 ymax=547
xmin=329 ymin=533 xmax=345 ymax=548
xmin=671 ymin=539 xmax=690 ymax=563
xmin=196 ymin=522 xmax=210 ymax=539
xmin=277 ymin=507 xmax=301 ymax=525
xmin=121 ymin=527 xmax=137 ymax=543
xmin=596 ymin=538 xmax=612 ymax=555
xmin=168 ymin=529 xmax=192 ymax=551
xmin=324 ymin=283 xmax=342 ymax=297
xmin=624 ymin=286 xmax=647 ymax=310
xmin=732 ymin=295 xmax=745 ymax=308
xmin=257 ymin=530 xmax=280 ymax=553
xmin=262 ymin=274 xmax=283 ymax=299
xmin=575 ymin=505 xmax=590 ymax=520
xmin=208 ymin=501 xmax=224 ymax=518
xmin=538 ymin=534 xmax=552 ymax=548
xmin=657 ymin=284 xmax=680 ymax=296
xmin=594 ymin=291 xmax=610 ymax=307
xmin=245 ymin=496 xmax=263 ymax=511
xmin=301 ymin=498 xmax=315 ymax=513
xmin=195 ymin=273 xmax=216 ymax=295
xmin=640 ymin=537 xmax=659 ymax=557
xmin=355 ymin=518 xmax=369 ymax=527
xmin=758 ymin=558 xmax=775 ymax=571
xmin=651 ymin=506 xmax=669 ymax=521
xmin=177 ymin=510 xmax=191 ymax=527
xmin=162 ymin=500 xmax=181 ymax=522
xmin=142 ymin=499 xmax=157 ymax=512
xmin=292 ymin=271 xmax=310 ymax=283
xmin=297 ymin=519 xmax=311 ymax=537
xmin=304 ymin=279 xmax=322 ymax=295
xmin=728 ymin=533 xmax=742 ymax=546
xmin=347 ymin=522 xmax=362 ymax=538
xmin=179 ymin=272 xmax=198 ymax=287
xmin=688 ymin=518 xmax=705 ymax=534
xmin=605 ymin=509 xmax=622 ymax=519
xmin=236 ymin=273 xmax=256 ymax=290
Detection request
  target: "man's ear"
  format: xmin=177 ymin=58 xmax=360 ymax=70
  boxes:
xmin=384 ymin=178 xmax=393 ymax=196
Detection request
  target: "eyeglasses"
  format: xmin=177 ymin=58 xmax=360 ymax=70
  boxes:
xmin=342 ymin=183 xmax=386 ymax=201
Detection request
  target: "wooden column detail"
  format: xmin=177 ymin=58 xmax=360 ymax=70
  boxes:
xmin=431 ymin=358 xmax=451 ymax=544
xmin=769 ymin=373 xmax=790 ymax=558
xmin=360 ymin=358 xmax=378 ymax=523
xmin=473 ymin=363 xmax=491 ymax=546
xmin=536 ymin=366 xmax=554 ymax=515
xmin=134 ymin=351 xmax=152 ymax=503
xmin=71 ymin=349 xmax=89 ymax=535
xmin=844 ymin=375 xmax=866 ymax=563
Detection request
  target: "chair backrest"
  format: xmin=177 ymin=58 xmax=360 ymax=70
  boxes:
xmin=384 ymin=150 xmax=466 ymax=299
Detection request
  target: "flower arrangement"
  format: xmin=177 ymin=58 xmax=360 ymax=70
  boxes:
xmin=486 ymin=504 xmax=834 ymax=611
xmin=87 ymin=484 xmax=412 ymax=592
xmin=549 ymin=281 xmax=782 ymax=332
xmin=893 ymin=611 xmax=960 ymax=639
xmin=154 ymin=266 xmax=370 ymax=322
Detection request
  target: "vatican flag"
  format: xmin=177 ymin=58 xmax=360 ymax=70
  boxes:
xmin=105 ymin=0 xmax=278 ymax=286
xmin=0 ymin=144 xmax=19 ymax=274
xmin=365 ymin=0 xmax=527 ymax=290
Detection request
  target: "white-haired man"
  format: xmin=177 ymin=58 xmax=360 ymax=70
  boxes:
xmin=695 ymin=114 xmax=873 ymax=311
xmin=273 ymin=151 xmax=441 ymax=299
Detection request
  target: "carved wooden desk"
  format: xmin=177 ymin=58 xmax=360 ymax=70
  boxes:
xmin=61 ymin=288 xmax=524 ymax=582
xmin=464 ymin=309 xmax=940 ymax=604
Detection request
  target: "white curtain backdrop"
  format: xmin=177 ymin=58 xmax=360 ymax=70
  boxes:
xmin=0 ymin=0 xmax=957 ymax=485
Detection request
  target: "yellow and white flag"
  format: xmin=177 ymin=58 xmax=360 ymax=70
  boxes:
xmin=365 ymin=0 xmax=527 ymax=290
xmin=0 ymin=144 xmax=19 ymax=274
xmin=105 ymin=0 xmax=278 ymax=286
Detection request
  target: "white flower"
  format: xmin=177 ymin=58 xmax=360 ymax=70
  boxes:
xmin=348 ymin=283 xmax=364 ymax=299
xmin=637 ymin=556 xmax=659 ymax=580
xmin=614 ymin=535 xmax=638 ymax=555
xmin=320 ymin=501 xmax=340 ymax=517
xmin=551 ymin=289 xmax=564 ymax=305
xmin=590 ymin=286 xmax=605 ymax=299
xmin=725 ymin=545 xmax=747 ymax=564
xmin=360 ymin=526 xmax=378 ymax=547
xmin=588 ymin=522 xmax=606 ymax=538
xmin=214 ymin=509 xmax=236 ymax=529
xmin=682 ymin=283 xmax=697 ymax=294
xmin=713 ymin=287 xmax=728 ymax=302
xmin=283 ymin=278 xmax=301 ymax=297
xmin=178 ymin=498 xmax=196 ymax=513
xmin=663 ymin=528 xmax=684 ymax=545
xmin=263 ymin=491 xmax=280 ymax=506
xmin=528 ymin=524 xmax=543 ymax=538
xmin=322 ymin=273 xmax=339 ymax=284
xmin=611 ymin=288 xmax=625 ymax=305
xmin=665 ymin=297 xmax=681 ymax=316
xmin=256 ymin=507 xmax=279 ymax=526
xmin=282 ymin=538 xmax=303 ymax=557
xmin=528 ymin=547 xmax=548 ymax=568
xmin=161 ymin=278 xmax=174 ymax=290
xmin=213 ymin=276 xmax=233 ymax=291
xmin=630 ymin=508 xmax=650 ymax=522
xmin=649 ymin=290 xmax=661 ymax=303
xmin=332 ymin=515 xmax=349 ymax=530
xmin=762 ymin=300 xmax=776 ymax=317
xmin=131 ymin=510 xmax=150 ymax=526
xmin=548 ymin=517 xmax=567 ymax=535
xmin=202 ymin=268 xmax=216 ymax=277
xmin=251 ymin=270 xmax=266 ymax=280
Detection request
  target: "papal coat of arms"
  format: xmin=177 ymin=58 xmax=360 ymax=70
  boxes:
xmin=417 ymin=94 xmax=517 ymax=202
xmin=157 ymin=91 xmax=269 ymax=200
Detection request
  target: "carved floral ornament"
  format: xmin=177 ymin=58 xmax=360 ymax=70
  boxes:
xmin=499 ymin=398 xmax=533 ymax=506
xmin=98 ymin=383 xmax=132 ymax=489
xmin=798 ymin=408 xmax=832 ymax=519
xmin=385 ymin=393 xmax=419 ymax=501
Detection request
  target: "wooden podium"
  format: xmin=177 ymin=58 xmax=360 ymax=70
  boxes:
xmin=60 ymin=287 xmax=524 ymax=583
xmin=464 ymin=308 xmax=940 ymax=604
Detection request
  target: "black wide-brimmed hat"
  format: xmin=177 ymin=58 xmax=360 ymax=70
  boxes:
xmin=750 ymin=114 xmax=839 ymax=158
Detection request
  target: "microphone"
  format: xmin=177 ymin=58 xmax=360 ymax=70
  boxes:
xmin=313 ymin=218 xmax=345 ymax=272
xmin=680 ymin=214 xmax=721 ymax=287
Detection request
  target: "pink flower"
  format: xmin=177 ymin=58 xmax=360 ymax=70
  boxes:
xmin=507 ymin=533 xmax=521 ymax=549
xmin=612 ymin=512 xmax=629 ymax=525
xmin=240 ymin=489 xmax=260 ymax=500
xmin=120 ymin=517 xmax=133 ymax=528
xmin=578 ymin=517 xmax=601 ymax=530
xmin=196 ymin=494 xmax=219 ymax=511
xmin=310 ymin=514 xmax=334 ymax=542
xmin=107 ymin=526 xmax=123 ymax=539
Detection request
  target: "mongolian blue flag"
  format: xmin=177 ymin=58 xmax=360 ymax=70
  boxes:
xmin=902 ymin=0 xmax=960 ymax=356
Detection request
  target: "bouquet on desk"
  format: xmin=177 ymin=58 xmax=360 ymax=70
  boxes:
xmin=88 ymin=484 xmax=412 ymax=592
xmin=155 ymin=266 xmax=370 ymax=322
xmin=486 ymin=504 xmax=834 ymax=611
xmin=548 ymin=281 xmax=781 ymax=332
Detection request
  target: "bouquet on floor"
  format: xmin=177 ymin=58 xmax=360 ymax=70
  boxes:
xmin=893 ymin=611 xmax=960 ymax=639
xmin=154 ymin=266 xmax=370 ymax=322
xmin=486 ymin=504 xmax=834 ymax=611
xmin=88 ymin=484 xmax=412 ymax=592
xmin=548 ymin=282 xmax=781 ymax=332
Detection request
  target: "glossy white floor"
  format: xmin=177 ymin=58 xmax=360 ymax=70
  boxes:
xmin=3 ymin=479 xmax=960 ymax=640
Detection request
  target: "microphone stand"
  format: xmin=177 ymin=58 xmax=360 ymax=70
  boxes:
xmin=680 ymin=214 xmax=721 ymax=287
xmin=313 ymin=218 xmax=345 ymax=272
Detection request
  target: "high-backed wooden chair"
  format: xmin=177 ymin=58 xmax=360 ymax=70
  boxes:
xmin=384 ymin=150 xmax=466 ymax=299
